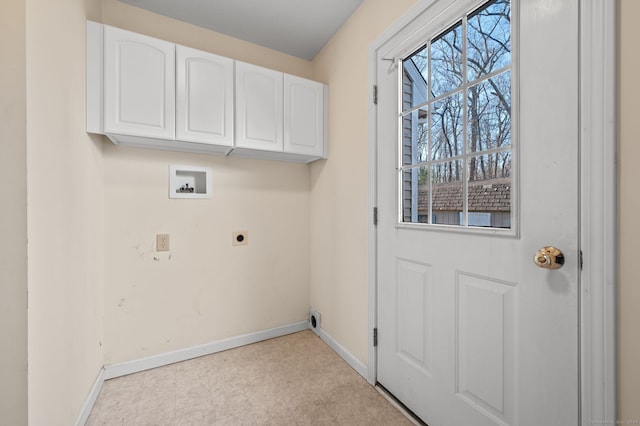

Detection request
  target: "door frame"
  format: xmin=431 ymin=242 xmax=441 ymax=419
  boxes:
xmin=366 ymin=1 xmax=617 ymax=424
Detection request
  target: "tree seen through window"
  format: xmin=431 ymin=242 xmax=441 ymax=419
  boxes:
xmin=401 ymin=0 xmax=511 ymax=228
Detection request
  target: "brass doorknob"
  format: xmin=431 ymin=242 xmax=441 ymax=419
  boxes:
xmin=533 ymin=246 xmax=565 ymax=269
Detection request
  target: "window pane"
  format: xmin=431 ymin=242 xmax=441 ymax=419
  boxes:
xmin=467 ymin=0 xmax=511 ymax=82
xmin=468 ymin=155 xmax=511 ymax=228
xmin=468 ymin=152 xmax=511 ymax=182
xmin=401 ymin=166 xmax=429 ymax=223
xmin=430 ymin=22 xmax=463 ymax=98
xmin=431 ymin=91 xmax=463 ymax=160
xmin=403 ymin=46 xmax=428 ymax=109
xmin=398 ymin=0 xmax=512 ymax=230
xmin=432 ymin=160 xmax=464 ymax=225
xmin=402 ymin=107 xmax=429 ymax=165
xmin=468 ymin=71 xmax=511 ymax=153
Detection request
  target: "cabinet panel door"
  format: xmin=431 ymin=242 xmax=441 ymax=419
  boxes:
xmin=104 ymin=25 xmax=175 ymax=139
xmin=176 ymin=45 xmax=234 ymax=146
xmin=284 ymin=75 xmax=326 ymax=158
xmin=235 ymin=61 xmax=283 ymax=151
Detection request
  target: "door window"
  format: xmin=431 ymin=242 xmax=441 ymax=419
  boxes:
xmin=400 ymin=0 xmax=512 ymax=229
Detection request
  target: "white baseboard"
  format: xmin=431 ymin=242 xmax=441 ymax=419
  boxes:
xmin=103 ymin=320 xmax=309 ymax=380
xmin=317 ymin=328 xmax=368 ymax=379
xmin=75 ymin=367 xmax=105 ymax=426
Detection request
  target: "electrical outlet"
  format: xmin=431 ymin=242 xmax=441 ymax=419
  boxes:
xmin=156 ymin=234 xmax=170 ymax=251
xmin=232 ymin=231 xmax=248 ymax=246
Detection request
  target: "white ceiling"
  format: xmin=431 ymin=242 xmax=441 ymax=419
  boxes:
xmin=117 ymin=0 xmax=364 ymax=61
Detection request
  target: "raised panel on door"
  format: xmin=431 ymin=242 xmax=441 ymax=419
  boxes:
xmin=284 ymin=74 xmax=326 ymax=158
xmin=455 ymin=272 xmax=517 ymax=425
xmin=176 ymin=45 xmax=234 ymax=146
xmin=235 ymin=61 xmax=283 ymax=152
xmin=103 ymin=25 xmax=175 ymax=139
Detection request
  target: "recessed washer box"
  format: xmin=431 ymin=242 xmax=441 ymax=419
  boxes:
xmin=169 ymin=165 xmax=212 ymax=199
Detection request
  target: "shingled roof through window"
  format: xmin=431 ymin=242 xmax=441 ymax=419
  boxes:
xmin=417 ymin=178 xmax=511 ymax=212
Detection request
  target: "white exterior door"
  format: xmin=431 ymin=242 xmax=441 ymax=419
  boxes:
xmin=375 ymin=0 xmax=580 ymax=425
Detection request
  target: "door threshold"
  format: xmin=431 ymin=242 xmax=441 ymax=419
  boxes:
xmin=375 ymin=384 xmax=428 ymax=426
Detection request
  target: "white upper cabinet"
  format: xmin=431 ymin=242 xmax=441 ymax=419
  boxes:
xmin=234 ymin=62 xmax=328 ymax=162
xmin=103 ymin=25 xmax=175 ymax=139
xmin=87 ymin=21 xmax=327 ymax=162
xmin=235 ymin=61 xmax=283 ymax=152
xmin=176 ymin=45 xmax=234 ymax=146
xmin=284 ymin=74 xmax=327 ymax=158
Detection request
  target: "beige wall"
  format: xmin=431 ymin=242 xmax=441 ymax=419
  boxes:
xmin=25 ymin=0 xmax=104 ymax=424
xmin=0 ymin=0 xmax=28 ymax=424
xmin=618 ymin=0 xmax=640 ymax=422
xmin=101 ymin=0 xmax=312 ymax=79
xmin=100 ymin=2 xmax=311 ymax=364
xmin=310 ymin=0 xmax=417 ymax=365
xmin=312 ymin=0 xmax=640 ymax=421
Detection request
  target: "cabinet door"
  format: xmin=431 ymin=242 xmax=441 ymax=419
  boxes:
xmin=235 ymin=61 xmax=283 ymax=152
xmin=104 ymin=25 xmax=175 ymax=139
xmin=176 ymin=45 xmax=234 ymax=146
xmin=284 ymin=75 xmax=326 ymax=158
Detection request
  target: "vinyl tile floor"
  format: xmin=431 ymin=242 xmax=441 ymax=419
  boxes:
xmin=86 ymin=330 xmax=415 ymax=425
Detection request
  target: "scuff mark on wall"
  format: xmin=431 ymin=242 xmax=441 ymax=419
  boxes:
xmin=132 ymin=241 xmax=171 ymax=262
xmin=194 ymin=289 xmax=203 ymax=316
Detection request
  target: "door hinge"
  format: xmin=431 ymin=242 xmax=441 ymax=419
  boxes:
xmin=580 ymin=250 xmax=583 ymax=271
xmin=373 ymin=207 xmax=378 ymax=226
xmin=373 ymin=84 xmax=378 ymax=105
xmin=373 ymin=328 xmax=378 ymax=347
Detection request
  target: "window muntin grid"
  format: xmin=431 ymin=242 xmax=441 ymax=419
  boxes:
xmin=400 ymin=0 xmax=512 ymax=229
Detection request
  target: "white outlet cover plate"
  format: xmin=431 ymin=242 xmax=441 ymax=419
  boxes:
xmin=156 ymin=234 xmax=170 ymax=251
